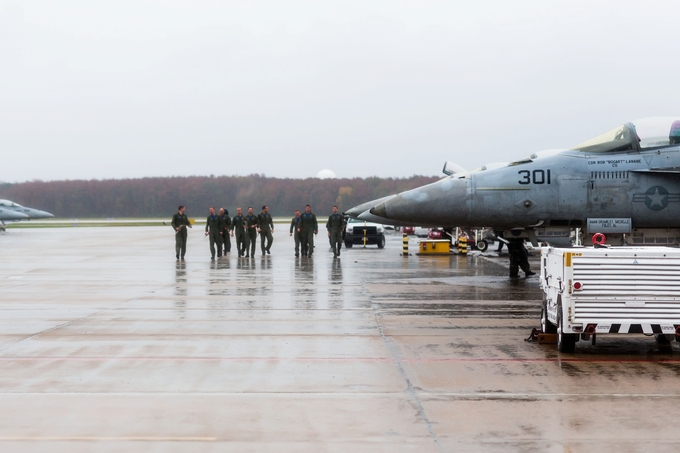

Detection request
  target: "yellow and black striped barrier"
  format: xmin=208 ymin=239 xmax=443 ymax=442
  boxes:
xmin=402 ymin=233 xmax=410 ymax=256
xmin=458 ymin=236 xmax=467 ymax=254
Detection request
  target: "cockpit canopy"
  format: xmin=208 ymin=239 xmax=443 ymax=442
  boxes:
xmin=444 ymin=117 xmax=680 ymax=178
xmin=571 ymin=117 xmax=680 ymax=153
xmin=0 ymin=200 xmax=22 ymax=208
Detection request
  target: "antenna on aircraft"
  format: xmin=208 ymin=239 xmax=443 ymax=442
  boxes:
xmin=442 ymin=161 xmax=466 ymax=176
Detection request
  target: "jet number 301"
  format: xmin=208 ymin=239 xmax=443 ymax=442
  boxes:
xmin=518 ymin=169 xmax=551 ymax=185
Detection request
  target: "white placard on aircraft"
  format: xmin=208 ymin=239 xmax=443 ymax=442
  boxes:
xmin=587 ymin=218 xmax=632 ymax=233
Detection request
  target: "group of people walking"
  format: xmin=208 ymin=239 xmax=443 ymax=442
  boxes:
xmin=206 ymin=205 xmax=274 ymax=259
xmin=173 ymin=204 xmax=533 ymax=278
xmin=172 ymin=204 xmax=345 ymax=260
xmin=288 ymin=204 xmax=345 ymax=258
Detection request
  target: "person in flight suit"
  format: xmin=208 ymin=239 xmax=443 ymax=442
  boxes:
xmin=245 ymin=206 xmax=259 ymax=258
xmin=231 ymin=207 xmax=247 ymax=257
xmin=492 ymin=230 xmax=506 ymax=253
xmin=171 ymin=205 xmax=192 ymax=260
xmin=204 ymin=206 xmax=223 ymax=260
xmin=220 ymin=208 xmax=232 ymax=254
xmin=257 ymin=205 xmax=274 ymax=255
xmin=326 ymin=205 xmax=345 ymax=258
xmin=507 ymin=238 xmax=536 ymax=278
xmin=289 ymin=209 xmax=302 ymax=257
xmin=299 ymin=204 xmax=318 ymax=257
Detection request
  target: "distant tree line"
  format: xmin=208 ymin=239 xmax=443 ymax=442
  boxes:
xmin=0 ymin=175 xmax=439 ymax=218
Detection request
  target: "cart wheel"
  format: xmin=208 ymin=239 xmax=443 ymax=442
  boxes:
xmin=557 ymin=312 xmax=576 ymax=353
xmin=541 ymin=300 xmax=556 ymax=334
xmin=344 ymin=241 xmax=353 ymax=249
xmin=655 ymin=334 xmax=671 ymax=344
xmin=477 ymin=239 xmax=488 ymax=252
xmin=377 ymin=234 xmax=385 ymax=249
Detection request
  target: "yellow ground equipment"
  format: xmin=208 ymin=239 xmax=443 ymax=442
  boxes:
xmin=417 ymin=240 xmax=452 ymax=255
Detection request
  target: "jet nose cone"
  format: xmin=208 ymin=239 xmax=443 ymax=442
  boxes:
xmin=346 ymin=195 xmax=396 ymax=218
xmin=370 ymin=203 xmax=387 ymax=219
xmin=369 ymin=177 xmax=470 ymax=226
xmin=28 ymin=209 xmax=54 ymax=219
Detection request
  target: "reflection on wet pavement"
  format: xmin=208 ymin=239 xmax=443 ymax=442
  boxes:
xmin=0 ymin=227 xmax=679 ymax=451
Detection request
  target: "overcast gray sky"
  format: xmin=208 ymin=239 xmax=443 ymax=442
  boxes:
xmin=1 ymin=0 xmax=679 ymax=182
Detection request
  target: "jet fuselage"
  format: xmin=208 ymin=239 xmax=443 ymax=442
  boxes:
xmin=361 ymin=118 xmax=680 ymax=233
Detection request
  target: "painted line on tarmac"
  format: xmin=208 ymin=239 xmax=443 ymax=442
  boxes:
xmin=0 ymin=436 xmax=216 ymax=441
xmin=1 ymin=356 xmax=680 ymax=363
xmin=1 ymin=392 xmax=679 ymax=398
xmin=423 ymin=392 xmax=680 ymax=398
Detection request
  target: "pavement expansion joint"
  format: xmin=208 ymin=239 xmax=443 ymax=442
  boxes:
xmin=364 ymin=282 xmax=444 ymax=453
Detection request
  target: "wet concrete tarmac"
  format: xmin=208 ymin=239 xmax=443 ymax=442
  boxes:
xmin=1 ymin=227 xmax=680 ymax=452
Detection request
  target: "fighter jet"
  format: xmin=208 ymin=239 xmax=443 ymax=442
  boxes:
xmin=0 ymin=200 xmax=54 ymax=220
xmin=350 ymin=117 xmax=680 ymax=247
xmin=0 ymin=200 xmax=54 ymax=231
xmin=344 ymin=194 xmax=415 ymax=226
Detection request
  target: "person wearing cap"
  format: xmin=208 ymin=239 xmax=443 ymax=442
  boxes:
xmin=257 ymin=205 xmax=274 ymax=255
xmin=171 ymin=205 xmax=192 ymax=259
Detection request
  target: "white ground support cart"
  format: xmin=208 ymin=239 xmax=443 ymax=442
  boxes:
xmin=540 ymin=246 xmax=680 ymax=353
